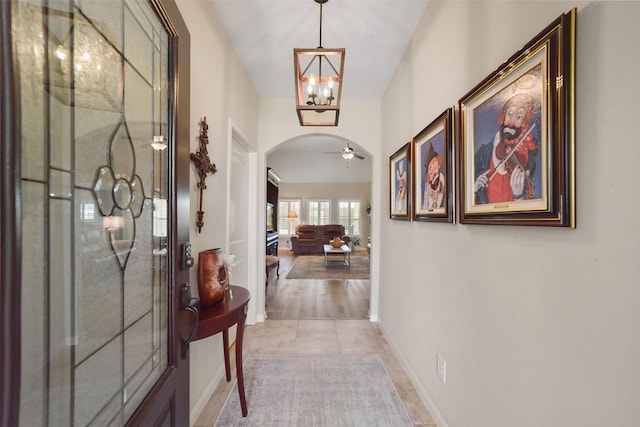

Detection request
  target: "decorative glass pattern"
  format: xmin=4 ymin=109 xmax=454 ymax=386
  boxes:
xmin=16 ymin=0 xmax=172 ymax=424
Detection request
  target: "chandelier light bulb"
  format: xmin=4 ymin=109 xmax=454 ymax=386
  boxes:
xmin=55 ymin=46 xmax=67 ymax=60
xmin=151 ymin=135 xmax=168 ymax=151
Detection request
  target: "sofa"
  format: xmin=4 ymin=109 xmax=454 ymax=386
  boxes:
xmin=291 ymin=224 xmax=351 ymax=254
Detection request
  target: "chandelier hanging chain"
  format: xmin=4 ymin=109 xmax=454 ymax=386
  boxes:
xmin=318 ymin=0 xmax=323 ymax=48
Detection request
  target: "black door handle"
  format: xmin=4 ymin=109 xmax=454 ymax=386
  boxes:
xmin=181 ymin=283 xmax=199 ymax=359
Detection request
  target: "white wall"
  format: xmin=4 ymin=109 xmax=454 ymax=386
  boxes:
xmin=267 ymin=149 xmax=372 ymax=184
xmin=379 ymin=2 xmax=640 ymax=427
xmin=175 ymin=1 xmax=259 ymax=424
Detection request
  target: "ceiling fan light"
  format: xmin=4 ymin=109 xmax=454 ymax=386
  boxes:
xmin=342 ymin=149 xmax=355 ymax=160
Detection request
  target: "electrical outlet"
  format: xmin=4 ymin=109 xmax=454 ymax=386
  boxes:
xmin=437 ymin=353 xmax=446 ymax=384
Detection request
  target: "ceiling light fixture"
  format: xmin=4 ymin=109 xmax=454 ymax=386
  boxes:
xmin=294 ymin=0 xmax=345 ymax=126
xmin=342 ymin=146 xmax=355 ymax=160
xmin=151 ymin=135 xmax=167 ymax=151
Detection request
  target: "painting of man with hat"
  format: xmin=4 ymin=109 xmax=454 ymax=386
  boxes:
xmin=423 ymin=142 xmax=445 ymax=210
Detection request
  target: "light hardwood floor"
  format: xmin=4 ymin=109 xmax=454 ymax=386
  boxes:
xmin=265 ymin=252 xmax=371 ymax=320
xmin=194 ymin=252 xmax=436 ymax=426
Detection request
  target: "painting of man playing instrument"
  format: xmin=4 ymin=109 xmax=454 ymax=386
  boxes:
xmin=459 ymin=10 xmax=576 ymax=227
xmin=470 ymin=63 xmax=546 ymax=211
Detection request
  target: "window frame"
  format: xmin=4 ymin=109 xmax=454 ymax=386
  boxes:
xmin=338 ymin=200 xmax=361 ymax=238
xmin=278 ymin=199 xmax=301 ymax=236
xmin=307 ymin=199 xmax=331 ymax=225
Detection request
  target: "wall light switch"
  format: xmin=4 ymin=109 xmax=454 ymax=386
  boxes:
xmin=437 ymin=353 xmax=446 ymax=384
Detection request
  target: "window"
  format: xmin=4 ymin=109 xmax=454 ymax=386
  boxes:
xmin=278 ymin=199 xmax=301 ymax=235
xmin=338 ymin=200 xmax=361 ymax=236
xmin=308 ymin=200 xmax=331 ymax=225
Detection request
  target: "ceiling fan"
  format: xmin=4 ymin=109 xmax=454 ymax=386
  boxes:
xmin=325 ymin=142 xmax=365 ymax=160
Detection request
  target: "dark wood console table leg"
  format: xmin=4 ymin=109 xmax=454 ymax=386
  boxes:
xmin=236 ymin=309 xmax=248 ymax=416
xmin=222 ymin=329 xmax=231 ymax=381
xmin=191 ymin=286 xmax=250 ymax=417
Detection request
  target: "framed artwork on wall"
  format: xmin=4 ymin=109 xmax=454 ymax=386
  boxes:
xmin=413 ymin=108 xmax=454 ymax=223
xmin=458 ymin=9 xmax=576 ymax=227
xmin=389 ymin=142 xmax=411 ymax=220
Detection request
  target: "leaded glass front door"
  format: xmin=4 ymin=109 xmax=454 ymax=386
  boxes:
xmin=2 ymin=0 xmax=191 ymax=424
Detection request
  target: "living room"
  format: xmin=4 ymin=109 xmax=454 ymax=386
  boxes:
xmin=267 ymin=134 xmax=373 ymax=257
xmin=265 ymin=135 xmax=372 ymax=319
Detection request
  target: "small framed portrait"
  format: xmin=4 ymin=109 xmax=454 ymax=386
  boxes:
xmin=458 ymin=9 xmax=576 ymax=227
xmin=413 ymin=108 xmax=454 ymax=223
xmin=389 ymin=142 xmax=411 ymax=220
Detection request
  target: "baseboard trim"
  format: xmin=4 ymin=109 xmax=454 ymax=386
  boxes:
xmin=377 ymin=320 xmax=449 ymax=427
xmin=189 ymin=363 xmax=226 ymax=427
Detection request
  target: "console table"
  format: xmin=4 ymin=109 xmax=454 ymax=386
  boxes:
xmin=192 ymin=286 xmax=250 ymax=416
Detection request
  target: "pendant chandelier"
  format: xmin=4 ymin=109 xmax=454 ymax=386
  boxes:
xmin=294 ymin=0 xmax=345 ymax=126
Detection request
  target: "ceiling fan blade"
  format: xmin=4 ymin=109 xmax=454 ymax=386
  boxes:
xmin=354 ymin=153 xmax=365 ymax=160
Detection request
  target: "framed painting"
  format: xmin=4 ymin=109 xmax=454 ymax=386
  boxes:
xmin=389 ymin=142 xmax=411 ymax=220
xmin=413 ymin=108 xmax=454 ymax=223
xmin=458 ymin=9 xmax=576 ymax=227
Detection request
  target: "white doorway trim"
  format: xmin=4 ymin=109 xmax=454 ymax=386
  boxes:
xmin=226 ymin=119 xmax=259 ymax=325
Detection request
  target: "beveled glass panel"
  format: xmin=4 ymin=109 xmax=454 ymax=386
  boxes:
xmin=16 ymin=1 xmax=47 ymax=182
xmin=75 ymin=190 xmax=122 ymax=363
xmin=124 ymin=3 xmax=154 ymax=83
xmin=125 ymin=62 xmax=154 ymax=187
xmin=19 ymin=182 xmax=47 ymax=427
xmin=50 ymin=169 xmax=72 ymax=199
xmin=124 ymin=313 xmax=153 ymax=383
xmin=130 ymin=174 xmax=145 ymax=217
xmin=76 ymin=0 xmax=124 ymax=53
xmin=109 ymin=208 xmax=136 ymax=269
xmin=109 ymin=120 xmax=136 ymax=180
xmin=124 ymin=199 xmax=153 ymax=327
xmin=93 ymin=166 xmax=116 ymax=216
xmin=48 ymin=197 xmax=73 ymax=425
xmin=74 ymin=338 xmax=123 ymax=426
xmin=17 ymin=0 xmax=171 ymax=424
xmin=75 ymin=109 xmax=121 ymax=188
xmin=113 ymin=177 xmax=133 ymax=210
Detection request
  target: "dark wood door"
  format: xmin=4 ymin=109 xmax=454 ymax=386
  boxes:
xmin=1 ymin=0 xmax=193 ymax=425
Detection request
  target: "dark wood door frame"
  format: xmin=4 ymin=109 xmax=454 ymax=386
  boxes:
xmin=1 ymin=0 xmax=22 ymax=424
xmin=127 ymin=0 xmax=192 ymax=424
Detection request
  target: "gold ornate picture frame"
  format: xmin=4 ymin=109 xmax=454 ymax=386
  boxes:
xmin=458 ymin=9 xmax=576 ymax=227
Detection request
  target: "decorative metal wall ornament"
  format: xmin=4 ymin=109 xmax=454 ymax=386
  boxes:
xmin=190 ymin=117 xmax=217 ymax=232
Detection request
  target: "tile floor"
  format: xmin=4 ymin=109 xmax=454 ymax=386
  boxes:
xmin=194 ymin=318 xmax=436 ymax=426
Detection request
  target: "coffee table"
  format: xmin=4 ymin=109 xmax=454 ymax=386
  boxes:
xmin=323 ymin=244 xmax=351 ymax=269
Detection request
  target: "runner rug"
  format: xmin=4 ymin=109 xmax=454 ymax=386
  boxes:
xmin=214 ymin=354 xmax=412 ymax=427
xmin=285 ymin=255 xmax=370 ymax=280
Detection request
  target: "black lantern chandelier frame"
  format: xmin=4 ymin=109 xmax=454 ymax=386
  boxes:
xmin=294 ymin=0 xmax=345 ymax=126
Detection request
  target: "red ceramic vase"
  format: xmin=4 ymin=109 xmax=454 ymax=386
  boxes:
xmin=197 ymin=248 xmax=226 ymax=307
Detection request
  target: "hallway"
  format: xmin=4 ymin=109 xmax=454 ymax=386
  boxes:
xmin=194 ymin=253 xmax=435 ymax=426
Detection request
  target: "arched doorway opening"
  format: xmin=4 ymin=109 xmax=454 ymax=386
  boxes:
xmin=263 ymin=133 xmax=374 ymax=321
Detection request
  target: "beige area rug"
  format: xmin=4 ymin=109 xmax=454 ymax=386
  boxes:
xmin=285 ymin=255 xmax=370 ymax=280
xmin=214 ymin=355 xmax=412 ymax=427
